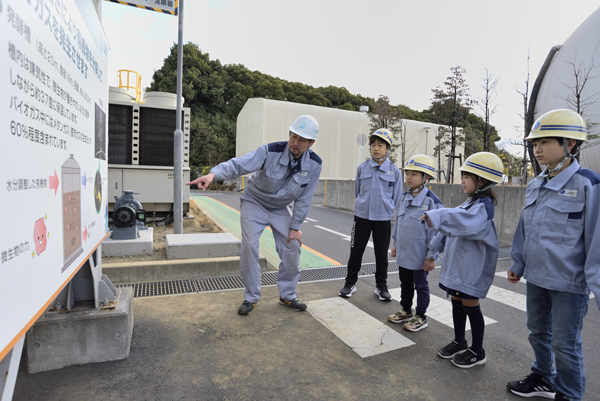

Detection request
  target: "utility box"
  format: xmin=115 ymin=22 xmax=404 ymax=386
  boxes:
xmin=107 ymin=88 xmax=191 ymax=217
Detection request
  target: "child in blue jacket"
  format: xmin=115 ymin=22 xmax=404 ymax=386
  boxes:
xmin=422 ymin=152 xmax=503 ymax=369
xmin=339 ymin=129 xmax=402 ymax=301
xmin=388 ymin=155 xmax=442 ymax=332
xmin=506 ymin=110 xmax=600 ymax=401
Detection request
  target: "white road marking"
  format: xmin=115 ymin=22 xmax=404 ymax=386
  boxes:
xmin=305 ymin=217 xmax=317 ymax=222
xmin=389 ymin=288 xmax=497 ymax=330
xmin=486 ymin=286 xmax=527 ymax=312
xmin=315 ymin=225 xmax=390 ymax=250
xmin=308 ymin=297 xmax=414 ymax=358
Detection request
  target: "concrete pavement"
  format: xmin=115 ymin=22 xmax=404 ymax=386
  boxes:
xmin=15 ymin=257 xmax=600 ymax=401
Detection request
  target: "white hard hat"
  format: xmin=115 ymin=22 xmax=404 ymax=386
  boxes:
xmin=290 ymin=115 xmax=319 ymax=140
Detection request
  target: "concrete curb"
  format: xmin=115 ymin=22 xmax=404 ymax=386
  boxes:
xmin=103 ymin=256 xmax=268 ymax=284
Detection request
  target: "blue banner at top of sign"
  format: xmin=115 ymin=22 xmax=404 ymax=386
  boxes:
xmin=106 ymin=0 xmax=179 ymax=15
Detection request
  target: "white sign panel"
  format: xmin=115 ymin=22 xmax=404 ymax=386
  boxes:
xmin=0 ymin=0 xmax=109 ymax=361
xmin=105 ymin=0 xmax=178 ymax=15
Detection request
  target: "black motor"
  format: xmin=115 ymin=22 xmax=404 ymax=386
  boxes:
xmin=111 ymin=190 xmax=147 ymax=239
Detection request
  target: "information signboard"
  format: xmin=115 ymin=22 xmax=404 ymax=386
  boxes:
xmin=105 ymin=0 xmax=178 ymax=15
xmin=0 ymin=0 xmax=109 ymax=361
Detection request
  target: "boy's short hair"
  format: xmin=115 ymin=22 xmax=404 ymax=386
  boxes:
xmin=369 ymin=135 xmax=390 ymax=149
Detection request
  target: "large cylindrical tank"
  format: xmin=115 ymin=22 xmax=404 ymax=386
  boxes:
xmin=533 ymin=6 xmax=600 ymax=171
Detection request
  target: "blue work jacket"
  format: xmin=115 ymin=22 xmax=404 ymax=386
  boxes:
xmin=393 ymin=187 xmax=443 ymax=270
xmin=427 ymin=197 xmax=499 ymax=299
xmin=210 ymin=141 xmax=322 ymax=230
xmin=510 ymin=160 xmax=600 ymax=309
xmin=354 ymin=158 xmax=402 ymax=221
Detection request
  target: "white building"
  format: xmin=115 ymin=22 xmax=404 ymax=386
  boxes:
xmin=236 ymin=98 xmax=464 ymax=182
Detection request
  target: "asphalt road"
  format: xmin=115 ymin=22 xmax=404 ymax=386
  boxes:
xmin=12 ymin=191 xmax=600 ymax=401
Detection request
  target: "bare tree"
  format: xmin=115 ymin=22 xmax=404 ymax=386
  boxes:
xmin=368 ymin=95 xmax=404 ymax=166
xmin=514 ymin=50 xmax=531 ymax=185
xmin=556 ymin=50 xmax=600 ymax=147
xmin=478 ymin=68 xmax=499 ymax=152
xmin=430 ymin=66 xmax=473 ymax=183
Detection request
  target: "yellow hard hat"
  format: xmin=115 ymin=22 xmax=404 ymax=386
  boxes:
xmin=526 ymin=109 xmax=586 ymax=141
xmin=460 ymin=152 xmax=503 ymax=183
xmin=405 ymin=154 xmax=435 ymax=177
xmin=370 ymin=128 xmax=393 ymax=147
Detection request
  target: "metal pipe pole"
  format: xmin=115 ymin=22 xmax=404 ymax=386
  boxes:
xmin=174 ymin=0 xmax=184 ymax=234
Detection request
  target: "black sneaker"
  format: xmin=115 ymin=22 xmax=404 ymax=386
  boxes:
xmin=374 ymin=286 xmax=392 ymax=301
xmin=507 ymin=373 xmax=556 ymax=399
xmin=279 ymin=297 xmax=307 ymax=312
xmin=238 ymin=300 xmax=256 ymax=315
xmin=451 ymin=348 xmax=486 ymax=368
xmin=339 ymin=285 xmax=357 ymax=298
xmin=437 ymin=340 xmax=468 ymax=359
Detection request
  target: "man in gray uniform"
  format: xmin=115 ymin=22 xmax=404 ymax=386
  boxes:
xmin=187 ymin=115 xmax=322 ymax=315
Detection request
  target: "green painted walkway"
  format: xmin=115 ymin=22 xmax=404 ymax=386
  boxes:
xmin=191 ymin=196 xmax=339 ymax=269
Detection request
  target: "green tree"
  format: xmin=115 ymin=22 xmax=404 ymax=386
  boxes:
xmin=368 ymin=95 xmax=404 ymax=166
xmin=430 ymin=66 xmax=473 ymax=183
xmin=148 ymin=43 xmax=425 ymax=168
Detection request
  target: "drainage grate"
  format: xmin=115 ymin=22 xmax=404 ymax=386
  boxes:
xmin=117 ymin=247 xmax=512 ymax=298
xmin=116 ymin=261 xmax=400 ymax=299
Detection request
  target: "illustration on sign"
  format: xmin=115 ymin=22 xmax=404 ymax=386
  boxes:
xmin=62 ymin=155 xmax=83 ymax=272
xmin=33 ymin=217 xmax=48 ymax=256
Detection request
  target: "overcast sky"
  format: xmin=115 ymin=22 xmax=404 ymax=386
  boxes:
xmin=101 ymin=0 xmax=599 ymax=156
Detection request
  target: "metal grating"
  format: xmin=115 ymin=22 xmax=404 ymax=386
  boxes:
xmin=116 ymin=248 xmax=512 ymax=299
xmin=108 ymin=104 xmax=133 ymax=165
xmin=116 ymin=262 xmax=400 ymax=299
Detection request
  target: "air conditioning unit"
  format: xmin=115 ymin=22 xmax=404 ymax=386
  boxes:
xmin=107 ymin=87 xmax=191 ymax=220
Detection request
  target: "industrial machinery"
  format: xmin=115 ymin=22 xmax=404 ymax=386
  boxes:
xmin=111 ymin=190 xmax=147 ymax=240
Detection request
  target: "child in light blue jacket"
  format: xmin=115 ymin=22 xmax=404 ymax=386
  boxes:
xmin=339 ymin=129 xmax=402 ymax=301
xmin=506 ymin=110 xmax=600 ymax=401
xmin=388 ymin=155 xmax=442 ymax=332
xmin=422 ymin=152 xmax=503 ymax=369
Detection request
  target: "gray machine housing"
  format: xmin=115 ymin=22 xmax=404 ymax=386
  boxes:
xmin=111 ymin=190 xmax=147 ymax=240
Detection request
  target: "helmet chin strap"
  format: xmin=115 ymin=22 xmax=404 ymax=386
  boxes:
xmin=373 ymin=149 xmax=389 ymax=163
xmin=409 ymin=174 xmax=430 ymax=194
xmin=540 ymin=138 xmax=579 ymax=178
xmin=473 ymin=176 xmax=496 ymax=194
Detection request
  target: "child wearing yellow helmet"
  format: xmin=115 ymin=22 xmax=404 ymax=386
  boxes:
xmin=339 ymin=128 xmax=402 ymax=301
xmin=421 ymin=151 xmax=502 ymax=368
xmin=388 ymin=155 xmax=442 ymax=332
xmin=507 ymin=109 xmax=600 ymax=401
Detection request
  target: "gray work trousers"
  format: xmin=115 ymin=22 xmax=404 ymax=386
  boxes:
xmin=240 ymin=199 xmax=301 ymax=303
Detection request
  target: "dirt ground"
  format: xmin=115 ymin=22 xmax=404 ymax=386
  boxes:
xmin=102 ymin=198 xmax=222 ymax=263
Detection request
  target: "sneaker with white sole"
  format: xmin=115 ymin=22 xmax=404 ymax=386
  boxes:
xmin=374 ymin=286 xmax=392 ymax=301
xmin=404 ymin=315 xmax=428 ymax=332
xmin=451 ymin=348 xmax=487 ymax=368
xmin=339 ymin=285 xmax=357 ymax=298
xmin=506 ymin=373 xmax=556 ymax=399
xmin=387 ymin=308 xmax=413 ymax=323
xmin=437 ymin=340 xmax=468 ymax=359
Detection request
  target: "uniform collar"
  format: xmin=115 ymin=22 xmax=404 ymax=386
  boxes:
xmin=278 ymin=144 xmax=311 ymax=171
xmin=368 ymin=157 xmax=391 ymax=171
xmin=410 ymin=188 xmax=428 ymax=206
xmin=535 ymin=159 xmax=580 ymax=191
